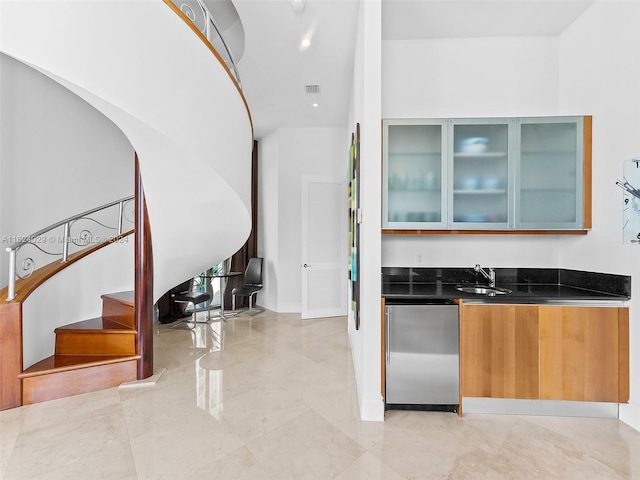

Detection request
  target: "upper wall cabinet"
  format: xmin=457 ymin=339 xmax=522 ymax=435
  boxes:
xmin=515 ymin=117 xmax=585 ymax=229
xmin=449 ymin=118 xmax=511 ymax=229
xmin=384 ymin=120 xmax=447 ymax=228
xmin=382 ymin=116 xmax=592 ymax=233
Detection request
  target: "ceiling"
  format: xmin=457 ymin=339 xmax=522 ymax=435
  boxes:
xmin=231 ymin=0 xmax=595 ymax=139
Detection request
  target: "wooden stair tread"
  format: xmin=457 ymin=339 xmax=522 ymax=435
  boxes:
xmin=101 ymin=291 xmax=134 ymax=308
xmin=19 ymin=354 xmax=141 ymax=378
xmin=55 ymin=317 xmax=136 ymax=333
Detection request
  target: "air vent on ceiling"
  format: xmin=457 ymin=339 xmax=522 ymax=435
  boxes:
xmin=305 ymin=84 xmax=320 ymax=94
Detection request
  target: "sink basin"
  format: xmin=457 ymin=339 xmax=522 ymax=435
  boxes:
xmin=456 ymin=285 xmax=512 ymax=295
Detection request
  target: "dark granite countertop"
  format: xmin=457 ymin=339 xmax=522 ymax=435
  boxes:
xmin=382 ymin=267 xmax=631 ymax=303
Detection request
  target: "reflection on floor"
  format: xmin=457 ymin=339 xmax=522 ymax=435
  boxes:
xmin=2 ymin=310 xmax=640 ymax=479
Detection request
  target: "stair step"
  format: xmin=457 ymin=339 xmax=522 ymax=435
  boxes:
xmin=19 ymin=355 xmax=139 ymax=405
xmin=19 ymin=354 xmax=140 ymax=378
xmin=102 ymin=291 xmax=134 ymax=307
xmin=55 ymin=317 xmax=136 ymax=332
xmin=101 ymin=291 xmax=135 ymax=328
xmin=54 ymin=317 xmax=136 ymax=356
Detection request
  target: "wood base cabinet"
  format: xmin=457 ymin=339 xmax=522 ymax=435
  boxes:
xmin=460 ymin=304 xmax=539 ymax=400
xmin=460 ymin=304 xmax=629 ymax=404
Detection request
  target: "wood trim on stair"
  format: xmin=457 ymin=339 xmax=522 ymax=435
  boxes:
xmin=135 ymin=155 xmax=154 ymax=379
xmin=21 ymin=358 xmax=138 ymax=405
xmin=19 ymin=354 xmax=141 ymax=378
xmin=54 ymin=324 xmax=136 ymax=356
xmin=0 ymin=303 xmax=22 ymax=409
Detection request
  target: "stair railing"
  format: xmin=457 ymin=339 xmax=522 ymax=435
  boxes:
xmin=170 ymin=0 xmax=242 ymax=88
xmin=4 ymin=196 xmax=134 ymax=301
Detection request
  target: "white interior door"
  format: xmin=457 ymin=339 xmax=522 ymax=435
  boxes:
xmin=301 ymin=176 xmax=347 ymax=319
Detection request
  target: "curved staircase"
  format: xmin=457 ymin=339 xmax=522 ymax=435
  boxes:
xmin=0 ymin=0 xmax=254 ymax=409
xmin=19 ymin=292 xmax=139 ymax=405
xmin=0 ymin=0 xmax=254 ymax=300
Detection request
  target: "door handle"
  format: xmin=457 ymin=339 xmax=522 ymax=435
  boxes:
xmin=303 ymin=264 xmax=310 ymax=268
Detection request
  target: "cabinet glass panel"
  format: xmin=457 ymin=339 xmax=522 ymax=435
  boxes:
xmin=451 ymin=122 xmax=509 ymax=225
xmin=519 ymin=122 xmax=579 ymax=225
xmin=386 ymin=124 xmax=444 ymax=225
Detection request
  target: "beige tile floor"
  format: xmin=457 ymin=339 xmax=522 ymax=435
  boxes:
xmin=2 ymin=309 xmax=640 ymax=479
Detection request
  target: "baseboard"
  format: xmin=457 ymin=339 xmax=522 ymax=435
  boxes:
xmin=462 ymin=397 xmax=619 ymax=418
xmin=360 ymin=394 xmax=385 ymax=421
xmin=619 ymin=401 xmax=640 ymax=432
xmin=348 ymin=330 xmax=384 ymax=422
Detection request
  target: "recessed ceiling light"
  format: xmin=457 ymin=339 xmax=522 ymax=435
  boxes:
xmin=292 ymin=0 xmax=305 ymax=14
xmin=299 ymin=25 xmax=315 ymax=52
xmin=312 ymin=103 xmax=319 ymax=108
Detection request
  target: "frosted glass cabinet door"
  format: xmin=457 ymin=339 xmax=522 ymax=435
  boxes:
xmin=449 ymin=119 xmax=511 ymax=228
xmin=383 ymin=120 xmax=447 ymax=228
xmin=516 ymin=117 xmax=583 ymax=229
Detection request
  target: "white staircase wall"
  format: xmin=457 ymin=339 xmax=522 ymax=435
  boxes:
xmin=0 ymin=0 xmax=253 ymax=301
xmin=0 ymin=53 xmax=135 ymax=291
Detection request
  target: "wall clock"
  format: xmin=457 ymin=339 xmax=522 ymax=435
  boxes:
xmin=618 ymin=157 xmax=640 ymax=244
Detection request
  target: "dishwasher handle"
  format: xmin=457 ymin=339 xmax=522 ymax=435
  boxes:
xmin=385 ymin=307 xmax=390 ymax=364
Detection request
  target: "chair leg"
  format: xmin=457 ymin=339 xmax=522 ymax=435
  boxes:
xmin=248 ymin=295 xmax=253 ymax=315
xmin=232 ymin=295 xmax=236 ymax=312
xmin=191 ymin=301 xmax=197 ymax=323
xmin=189 ymin=300 xmax=209 ymax=324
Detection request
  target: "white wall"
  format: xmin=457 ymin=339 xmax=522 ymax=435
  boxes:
xmin=383 ymin=36 xmax=560 ymax=119
xmin=556 ymin=0 xmax=640 ymax=431
xmin=258 ymin=127 xmax=348 ymax=312
xmin=0 ymin=54 xmax=134 ymax=290
xmin=381 ymin=35 xmax=564 ymax=269
xmin=347 ymin=0 xmax=384 ymax=421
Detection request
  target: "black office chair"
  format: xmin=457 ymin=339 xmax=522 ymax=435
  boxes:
xmin=231 ymin=257 xmax=264 ymax=315
xmin=170 ymin=278 xmax=212 ymax=326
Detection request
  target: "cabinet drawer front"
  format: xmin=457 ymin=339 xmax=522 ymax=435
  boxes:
xmin=538 ymin=306 xmax=620 ymax=403
xmin=460 ymin=304 xmax=539 ymax=399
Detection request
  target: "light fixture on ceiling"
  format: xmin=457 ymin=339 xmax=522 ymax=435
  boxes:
xmin=291 ymin=0 xmax=305 ymax=14
xmin=306 ymin=85 xmax=319 ymax=108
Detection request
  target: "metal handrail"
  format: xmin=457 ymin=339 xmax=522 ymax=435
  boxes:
xmin=5 ymin=195 xmax=134 ymax=301
xmin=172 ymin=0 xmax=242 ymax=88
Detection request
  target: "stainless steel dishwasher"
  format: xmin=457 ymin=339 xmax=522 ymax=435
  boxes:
xmin=385 ymin=300 xmax=459 ymax=411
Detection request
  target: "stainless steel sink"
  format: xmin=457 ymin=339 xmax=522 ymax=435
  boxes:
xmin=456 ymin=285 xmax=512 ymax=295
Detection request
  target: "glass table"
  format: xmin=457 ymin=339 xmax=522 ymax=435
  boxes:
xmin=200 ymin=271 xmax=242 ymax=320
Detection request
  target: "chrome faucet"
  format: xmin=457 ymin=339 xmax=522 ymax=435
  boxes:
xmin=474 ymin=264 xmax=495 ymax=287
